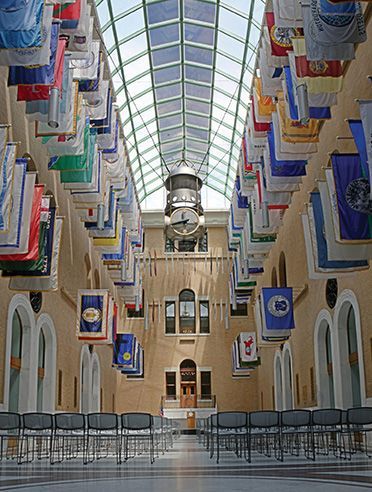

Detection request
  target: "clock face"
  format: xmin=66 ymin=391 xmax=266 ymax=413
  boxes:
xmin=170 ymin=208 xmax=200 ymax=236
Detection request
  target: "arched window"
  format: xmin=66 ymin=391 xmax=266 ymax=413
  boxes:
xmin=325 ymin=326 xmax=335 ymax=407
xmin=9 ymin=310 xmax=23 ymax=412
xmin=91 ymin=355 xmax=101 ymax=412
xmin=271 ymin=267 xmax=278 ymax=288
xmin=179 ymin=289 xmax=195 ymax=334
xmin=80 ymin=347 xmax=91 ymax=413
xmin=283 ymin=349 xmax=293 ymax=410
xmin=274 ymin=354 xmax=283 ymax=411
xmin=37 ymin=329 xmax=46 ymax=411
xmin=278 ymin=252 xmax=287 ymax=288
xmin=346 ymin=306 xmax=361 ymax=407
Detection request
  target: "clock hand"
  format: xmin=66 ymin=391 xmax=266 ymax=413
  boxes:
xmin=172 ymin=219 xmax=190 ymax=226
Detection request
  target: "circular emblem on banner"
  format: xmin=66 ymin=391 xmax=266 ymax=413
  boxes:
xmin=268 ymin=295 xmax=290 ymax=318
xmin=123 ymin=352 xmax=131 ymax=361
xmin=82 ymin=307 xmax=102 ymax=323
xmin=319 ymin=13 xmax=353 ymax=28
xmin=309 ymin=60 xmax=328 ymax=75
xmin=345 ymin=178 xmax=372 ymax=214
xmin=270 ymin=26 xmax=299 ymax=48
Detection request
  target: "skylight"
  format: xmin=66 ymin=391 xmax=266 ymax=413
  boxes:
xmin=95 ymin=0 xmax=265 ymax=206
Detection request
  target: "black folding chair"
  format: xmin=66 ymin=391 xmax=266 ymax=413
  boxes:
xmin=345 ymin=407 xmax=372 ymax=460
xmin=86 ymin=413 xmax=119 ymax=465
xmin=51 ymin=413 xmax=86 ymax=464
xmin=20 ymin=413 xmax=53 ymax=463
xmin=312 ymin=408 xmax=344 ymax=458
xmin=0 ymin=412 xmax=22 ymax=464
xmin=281 ymin=410 xmax=314 ymax=460
xmin=210 ymin=411 xmax=249 ymax=464
xmin=120 ymin=413 xmax=154 ymax=464
xmin=248 ymin=411 xmax=282 ymax=462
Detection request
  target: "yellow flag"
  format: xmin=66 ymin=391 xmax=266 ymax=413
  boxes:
xmin=277 ymin=94 xmax=320 ymax=143
xmin=254 ymin=78 xmax=276 ymax=117
xmin=291 ymin=37 xmax=343 ymax=94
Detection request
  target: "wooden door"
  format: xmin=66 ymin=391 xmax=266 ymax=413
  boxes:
xmin=180 ymin=383 xmax=197 ymax=408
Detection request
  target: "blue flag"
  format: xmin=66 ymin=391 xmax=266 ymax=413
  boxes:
xmin=0 ymin=0 xmax=44 ymax=49
xmin=8 ymin=22 xmax=59 ymax=86
xmin=348 ymin=119 xmax=368 ymax=173
xmin=262 ymin=287 xmax=295 ymax=330
xmin=331 ymin=153 xmax=372 ymax=241
xmin=113 ymin=333 xmax=136 ymax=367
xmin=284 ymin=66 xmax=331 ymax=121
xmin=267 ymin=129 xmax=307 ymax=177
xmin=310 ymin=192 xmax=368 ymax=269
xmin=235 ymin=177 xmax=248 ymax=208
xmin=80 ymin=293 xmax=106 ymax=334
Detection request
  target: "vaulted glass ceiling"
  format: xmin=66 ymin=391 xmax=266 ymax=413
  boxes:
xmin=95 ymin=0 xmax=265 ymax=203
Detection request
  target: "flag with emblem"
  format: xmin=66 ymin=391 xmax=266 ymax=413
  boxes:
xmin=262 ymin=287 xmax=295 ymax=330
xmin=265 ymin=11 xmax=301 ymax=58
xmin=77 ymin=289 xmax=110 ymax=341
xmin=239 ymin=332 xmax=258 ymax=363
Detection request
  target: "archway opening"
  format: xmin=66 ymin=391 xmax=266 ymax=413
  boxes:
xmin=179 ymin=289 xmax=195 ymax=334
xmin=180 ymin=359 xmax=197 ymax=408
xmin=283 ymin=349 xmax=293 ymax=410
xmin=274 ymin=354 xmax=283 ymax=411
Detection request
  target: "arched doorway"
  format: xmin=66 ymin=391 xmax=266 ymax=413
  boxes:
xmin=91 ymin=354 xmax=101 ymax=412
xmin=9 ymin=310 xmax=23 ymax=412
xmin=274 ymin=353 xmax=283 ymax=411
xmin=80 ymin=346 xmax=91 ymax=413
xmin=314 ymin=311 xmax=335 ymax=408
xmin=180 ymin=359 xmax=197 ymax=408
xmin=36 ymin=314 xmax=57 ymax=412
xmin=283 ymin=347 xmax=293 ymax=410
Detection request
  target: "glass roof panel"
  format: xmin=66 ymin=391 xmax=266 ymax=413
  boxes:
xmin=97 ymin=0 xmax=264 ymax=204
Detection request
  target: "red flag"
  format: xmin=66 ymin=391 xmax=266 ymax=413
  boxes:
xmin=295 ymin=57 xmax=343 ymax=79
xmin=0 ymin=185 xmax=44 ymax=261
xmin=251 ymin=97 xmax=270 ymax=132
xmin=17 ymin=40 xmax=66 ymax=101
xmin=53 ymin=0 xmax=82 ymax=21
xmin=265 ymin=12 xmax=301 ymax=57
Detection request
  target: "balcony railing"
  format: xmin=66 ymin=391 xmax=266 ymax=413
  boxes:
xmin=161 ymin=394 xmax=216 ymax=409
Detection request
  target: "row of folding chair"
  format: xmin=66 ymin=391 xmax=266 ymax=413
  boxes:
xmin=0 ymin=412 xmax=178 ymax=465
xmin=199 ymin=407 xmax=372 ymax=464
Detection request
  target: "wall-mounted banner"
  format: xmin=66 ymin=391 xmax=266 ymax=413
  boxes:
xmin=76 ymin=289 xmax=110 ymax=341
xmin=262 ymin=287 xmax=295 ymax=330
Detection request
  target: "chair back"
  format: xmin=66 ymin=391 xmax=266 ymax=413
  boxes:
xmin=312 ymin=409 xmax=342 ymax=426
xmin=23 ymin=413 xmax=53 ymax=430
xmin=88 ymin=413 xmax=118 ymax=431
xmin=121 ymin=412 xmax=153 ymax=430
xmin=217 ymin=412 xmax=247 ymax=429
xmin=0 ymin=412 xmax=21 ymax=431
xmin=55 ymin=413 xmax=85 ymax=430
xmin=281 ymin=410 xmax=311 ymax=427
xmin=249 ymin=411 xmax=280 ymax=428
xmin=347 ymin=407 xmax=372 ymax=426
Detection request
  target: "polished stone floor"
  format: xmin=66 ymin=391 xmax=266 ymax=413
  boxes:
xmin=0 ymin=436 xmax=372 ymax=491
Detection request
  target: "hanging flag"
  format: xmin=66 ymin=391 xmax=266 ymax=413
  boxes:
xmin=9 ymin=216 xmax=63 ymax=291
xmin=284 ymin=66 xmax=331 ymax=120
xmin=318 ymin=180 xmax=372 ymax=261
xmin=272 ymin=109 xmax=317 ymax=158
xmin=291 ymin=38 xmax=343 ymax=93
xmin=239 ymin=332 xmax=258 ymax=363
xmin=262 ymin=287 xmax=295 ymax=330
xmin=277 ymin=95 xmax=321 ymax=143
xmin=267 ymin=127 xmax=307 ymax=177
xmin=77 ymin=289 xmax=110 ymax=341
xmin=359 ymin=100 xmax=372 ymax=199
xmin=0 ymin=0 xmax=45 ymax=49
xmin=273 ymin=0 xmax=303 ymax=28
xmin=265 ymin=11 xmax=301 ymax=57
xmin=0 ymin=183 xmax=44 ymax=261
xmin=301 ymin=3 xmax=356 ymax=61
xmin=331 ymin=153 xmax=372 ymax=241
xmin=310 ymin=192 xmax=368 ymax=270
xmin=53 ymin=0 xmax=82 ymax=29
xmin=0 ymin=143 xmax=17 ymax=232
xmin=113 ymin=333 xmax=136 ymax=368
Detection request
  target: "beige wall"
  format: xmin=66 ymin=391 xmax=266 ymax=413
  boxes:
xmin=115 ymin=226 xmax=259 ymax=414
xmin=0 ymin=67 xmax=121 ymax=412
xmin=255 ymin=14 xmax=372 ymax=410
